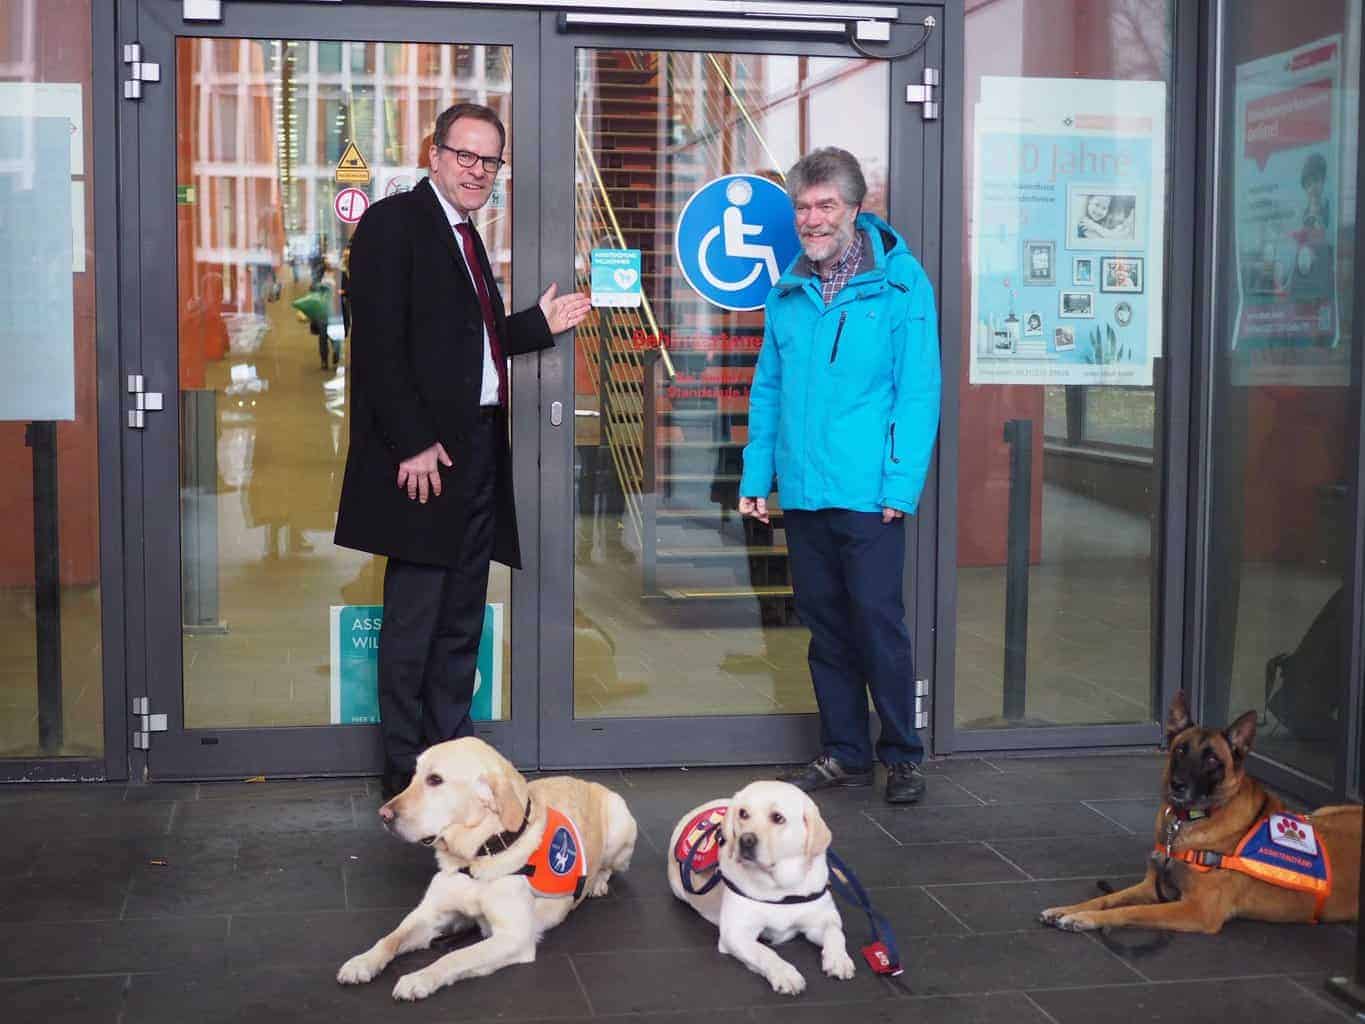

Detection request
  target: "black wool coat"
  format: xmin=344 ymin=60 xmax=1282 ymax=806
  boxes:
xmin=333 ymin=177 xmax=553 ymax=569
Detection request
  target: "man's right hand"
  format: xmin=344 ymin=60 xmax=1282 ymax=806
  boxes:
xmin=397 ymin=442 xmax=453 ymax=504
xmin=738 ymin=496 xmax=769 ymax=524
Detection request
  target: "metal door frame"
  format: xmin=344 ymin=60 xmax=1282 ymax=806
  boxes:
xmin=536 ymin=6 xmax=944 ymax=767
xmin=125 ymin=0 xmax=544 ymax=778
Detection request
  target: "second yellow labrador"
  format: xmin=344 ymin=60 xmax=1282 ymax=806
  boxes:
xmin=337 ymin=737 xmax=637 ymax=1001
xmin=667 ymin=779 xmax=856 ymax=995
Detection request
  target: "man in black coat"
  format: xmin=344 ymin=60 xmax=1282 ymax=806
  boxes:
xmin=335 ymin=103 xmax=589 ymax=798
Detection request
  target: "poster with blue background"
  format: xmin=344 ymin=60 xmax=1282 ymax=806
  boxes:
xmin=330 ymin=604 xmax=503 ymax=724
xmin=969 ymin=79 xmax=1166 ymax=386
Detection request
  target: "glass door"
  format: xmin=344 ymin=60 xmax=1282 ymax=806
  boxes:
xmin=537 ymin=15 xmax=942 ymax=766
xmin=131 ymin=2 xmax=542 ymax=777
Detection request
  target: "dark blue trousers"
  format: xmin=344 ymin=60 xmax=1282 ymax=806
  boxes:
xmin=784 ymin=509 xmax=924 ymax=770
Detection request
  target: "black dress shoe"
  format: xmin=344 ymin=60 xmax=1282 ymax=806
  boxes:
xmin=885 ymin=762 xmax=926 ymax=804
xmin=780 ymin=753 xmax=873 ymax=792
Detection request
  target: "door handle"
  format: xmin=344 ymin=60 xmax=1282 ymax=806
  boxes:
xmin=550 ymin=400 xmax=563 ymax=427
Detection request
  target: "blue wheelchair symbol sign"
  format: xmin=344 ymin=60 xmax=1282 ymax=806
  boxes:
xmin=675 ymin=175 xmax=800 ymax=311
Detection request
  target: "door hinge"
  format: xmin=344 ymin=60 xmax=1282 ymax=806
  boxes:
xmin=914 ymin=678 xmax=930 ymax=730
xmin=131 ymin=696 xmax=168 ymax=750
xmin=123 ymin=43 xmax=161 ymax=101
xmin=127 ymin=373 xmax=164 ymax=429
xmin=905 ymin=68 xmax=941 ymax=121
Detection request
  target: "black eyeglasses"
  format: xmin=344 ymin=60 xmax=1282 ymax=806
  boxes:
xmin=437 ymin=144 xmax=506 ymax=174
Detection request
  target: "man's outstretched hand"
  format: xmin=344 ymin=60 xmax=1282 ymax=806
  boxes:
xmin=539 ymin=282 xmax=592 ymax=334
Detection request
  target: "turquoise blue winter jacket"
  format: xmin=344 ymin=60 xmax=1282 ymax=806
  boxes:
xmin=739 ymin=212 xmax=941 ymax=514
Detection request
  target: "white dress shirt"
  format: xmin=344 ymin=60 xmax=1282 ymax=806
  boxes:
xmin=431 ymin=182 xmax=502 ymax=407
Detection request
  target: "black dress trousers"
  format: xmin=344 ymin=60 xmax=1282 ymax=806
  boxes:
xmin=376 ymin=410 xmax=500 ymax=787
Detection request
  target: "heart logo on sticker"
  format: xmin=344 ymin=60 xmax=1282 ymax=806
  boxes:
xmin=613 ymin=268 xmax=639 ymax=290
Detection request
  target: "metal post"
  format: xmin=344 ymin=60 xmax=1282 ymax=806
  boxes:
xmin=27 ymin=422 xmax=63 ymax=753
xmin=641 ymin=349 xmax=659 ymax=595
xmin=1002 ymin=418 xmax=1032 ymax=720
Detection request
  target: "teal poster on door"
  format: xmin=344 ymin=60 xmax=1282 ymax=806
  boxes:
xmin=330 ymin=604 xmax=503 ymax=724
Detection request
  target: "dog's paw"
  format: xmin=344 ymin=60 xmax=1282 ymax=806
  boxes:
xmin=585 ymin=874 xmax=611 ymax=898
xmin=1038 ymin=906 xmax=1069 ymax=926
xmin=822 ymin=948 xmax=856 ymax=980
xmin=766 ymin=962 xmax=806 ymax=996
xmin=1051 ymin=911 xmax=1100 ymax=933
xmin=392 ymin=969 xmax=436 ymax=1002
xmin=337 ymin=953 xmax=382 ymax=985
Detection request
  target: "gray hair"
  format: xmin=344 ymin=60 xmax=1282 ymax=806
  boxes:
xmin=785 ymin=147 xmax=867 ymax=207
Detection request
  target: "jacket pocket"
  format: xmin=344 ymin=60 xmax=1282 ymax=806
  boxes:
xmin=829 ymin=310 xmax=848 ymax=363
xmin=889 ymin=422 xmax=900 ymax=464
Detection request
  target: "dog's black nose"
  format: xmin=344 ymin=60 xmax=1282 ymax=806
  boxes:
xmin=739 ymin=832 xmax=758 ymax=854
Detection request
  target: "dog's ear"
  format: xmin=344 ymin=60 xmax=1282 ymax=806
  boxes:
xmin=802 ymin=799 xmax=832 ymax=861
xmin=1165 ymin=690 xmax=1193 ymax=744
xmin=476 ymin=771 xmax=528 ymax=833
xmin=1223 ymin=710 xmax=1258 ymax=764
xmin=722 ymin=791 xmax=744 ymax=849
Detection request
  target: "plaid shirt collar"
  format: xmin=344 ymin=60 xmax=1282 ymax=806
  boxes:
xmin=816 ymin=230 xmax=865 ymax=304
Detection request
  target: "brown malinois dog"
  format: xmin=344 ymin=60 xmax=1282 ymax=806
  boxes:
xmin=1040 ymin=692 xmax=1361 ymax=933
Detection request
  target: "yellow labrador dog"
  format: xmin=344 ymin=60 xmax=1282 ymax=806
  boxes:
xmin=338 ymin=737 xmax=637 ymax=1001
xmin=667 ymin=779 xmax=855 ymax=995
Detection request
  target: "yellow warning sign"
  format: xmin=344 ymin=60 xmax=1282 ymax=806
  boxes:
xmin=335 ymin=141 xmax=371 ymax=184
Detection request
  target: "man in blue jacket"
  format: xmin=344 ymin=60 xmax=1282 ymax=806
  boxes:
xmin=739 ymin=148 xmax=941 ymax=804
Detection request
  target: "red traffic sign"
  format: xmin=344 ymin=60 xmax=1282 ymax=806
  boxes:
xmin=334 ymin=187 xmax=370 ymax=224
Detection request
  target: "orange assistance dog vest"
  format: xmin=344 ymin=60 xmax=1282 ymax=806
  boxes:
xmin=1160 ymin=812 xmax=1332 ymax=921
xmin=518 ymin=807 xmax=589 ymax=900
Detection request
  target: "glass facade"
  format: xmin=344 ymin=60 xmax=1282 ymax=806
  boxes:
xmin=1204 ymin=0 xmax=1362 ymax=784
xmin=5 ymin=1 xmax=1365 ymax=796
xmin=955 ymin=0 xmax=1172 ymax=730
xmin=0 ymin=0 xmax=103 ymax=759
xmin=174 ymin=38 xmax=514 ymax=729
xmin=570 ymin=50 xmax=889 ymax=718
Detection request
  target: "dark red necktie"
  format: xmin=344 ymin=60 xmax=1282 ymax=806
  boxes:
xmin=455 ymin=221 xmax=508 ymax=406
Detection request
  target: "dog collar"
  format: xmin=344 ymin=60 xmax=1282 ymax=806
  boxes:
xmin=719 ymin=873 xmax=829 ymax=906
xmin=476 ymin=798 xmax=534 ymax=857
xmin=1168 ymin=805 xmax=1209 ymax=823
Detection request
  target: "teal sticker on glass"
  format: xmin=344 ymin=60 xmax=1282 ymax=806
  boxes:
xmin=590 ymin=248 xmax=643 ymax=308
xmin=330 ymin=604 xmax=503 ymax=724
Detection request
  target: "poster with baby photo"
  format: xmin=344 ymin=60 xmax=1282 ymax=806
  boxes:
xmin=1230 ymin=34 xmax=1347 ymax=387
xmin=968 ymin=77 xmax=1166 ymax=386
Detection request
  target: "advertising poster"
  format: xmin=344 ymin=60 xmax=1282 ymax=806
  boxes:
xmin=330 ymin=604 xmax=503 ymax=725
xmin=1231 ymin=35 xmax=1349 ymax=387
xmin=969 ymin=78 xmax=1167 ymax=386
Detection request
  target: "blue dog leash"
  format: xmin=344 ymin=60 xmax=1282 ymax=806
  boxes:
xmin=827 ymin=849 xmax=905 ymax=978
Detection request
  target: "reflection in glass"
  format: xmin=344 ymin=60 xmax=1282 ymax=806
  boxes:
xmin=572 ymin=50 xmax=889 ymax=718
xmin=1205 ymin=0 xmax=1361 ymax=783
xmin=0 ymin=0 xmax=103 ymax=758
xmin=176 ymin=38 xmax=514 ymax=728
xmin=955 ymin=1 xmax=1171 ymax=729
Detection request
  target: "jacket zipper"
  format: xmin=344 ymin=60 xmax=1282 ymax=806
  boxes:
xmin=829 ymin=310 xmax=848 ymax=363
xmin=890 ymin=422 xmax=900 ymax=463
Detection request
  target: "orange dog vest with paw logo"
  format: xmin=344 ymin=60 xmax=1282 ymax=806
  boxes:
xmin=1161 ymin=812 xmax=1332 ymax=921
